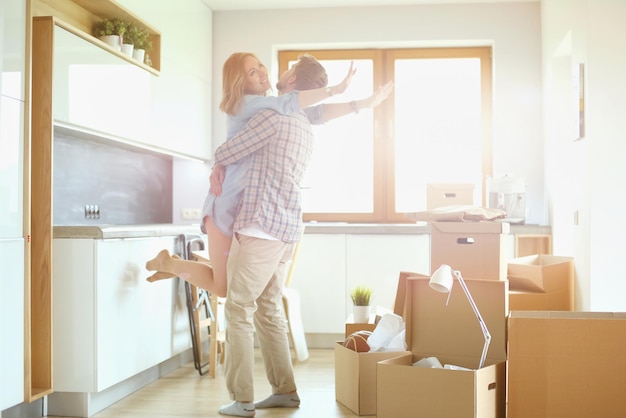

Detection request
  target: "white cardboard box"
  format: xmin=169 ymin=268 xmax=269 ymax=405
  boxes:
xmin=377 ymin=277 xmax=508 ymax=418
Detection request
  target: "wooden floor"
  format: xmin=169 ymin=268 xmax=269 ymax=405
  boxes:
xmin=45 ymin=348 xmax=364 ymax=418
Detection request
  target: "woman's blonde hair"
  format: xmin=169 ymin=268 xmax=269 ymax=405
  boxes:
xmin=219 ymin=52 xmax=268 ymax=115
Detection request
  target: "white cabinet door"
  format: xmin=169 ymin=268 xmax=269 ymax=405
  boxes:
xmin=95 ymin=237 xmax=176 ymax=390
xmin=54 ymin=236 xmax=181 ymax=392
xmin=53 ymin=239 xmax=97 ymax=391
xmin=346 ymin=234 xmax=430 ymax=314
xmin=290 ymin=234 xmax=347 ymax=334
xmin=117 ymin=0 xmax=213 ymax=160
xmin=1 ymin=0 xmax=26 ymax=101
xmin=0 ymin=96 xmax=23 ymax=238
xmin=0 ymin=238 xmax=24 ymax=410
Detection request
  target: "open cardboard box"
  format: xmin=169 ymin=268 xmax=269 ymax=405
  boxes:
xmin=507 ymin=254 xmax=574 ymax=310
xmin=335 ymin=272 xmax=417 ymax=415
xmin=377 ymin=277 xmax=508 ymax=418
xmin=430 ymin=221 xmax=510 ymax=281
xmin=508 ymin=311 xmax=626 ymax=417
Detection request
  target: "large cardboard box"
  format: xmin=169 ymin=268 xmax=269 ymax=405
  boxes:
xmin=335 ymin=343 xmax=410 ymax=415
xmin=335 ymin=272 xmax=419 ymax=415
xmin=508 ymin=311 xmax=626 ymax=417
xmin=507 ymin=254 xmax=574 ymax=310
xmin=427 ymin=183 xmax=474 ymax=209
xmin=430 ymin=221 xmax=510 ymax=281
xmin=377 ymin=277 xmax=508 ymax=418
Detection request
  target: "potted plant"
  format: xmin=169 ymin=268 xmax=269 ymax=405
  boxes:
xmin=120 ymin=22 xmax=136 ymax=57
xmin=350 ymin=285 xmax=373 ymax=323
xmin=126 ymin=25 xmax=152 ymax=64
xmin=94 ymin=18 xmax=128 ymax=51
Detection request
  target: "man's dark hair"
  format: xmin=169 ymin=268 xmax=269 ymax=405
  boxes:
xmin=292 ymin=54 xmax=328 ymax=90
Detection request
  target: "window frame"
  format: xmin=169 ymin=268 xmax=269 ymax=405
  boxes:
xmin=278 ymin=46 xmax=492 ymax=224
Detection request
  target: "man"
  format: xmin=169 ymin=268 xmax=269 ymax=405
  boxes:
xmin=214 ymin=55 xmax=393 ymax=417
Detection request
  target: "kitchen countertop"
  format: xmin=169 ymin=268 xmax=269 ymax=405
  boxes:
xmin=54 ymin=222 xmax=550 ymax=239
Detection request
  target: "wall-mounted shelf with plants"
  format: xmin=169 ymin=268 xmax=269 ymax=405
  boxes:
xmin=32 ymin=0 xmax=161 ymax=74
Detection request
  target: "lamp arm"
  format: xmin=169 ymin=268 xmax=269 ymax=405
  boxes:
xmin=452 ymin=270 xmax=492 ymax=369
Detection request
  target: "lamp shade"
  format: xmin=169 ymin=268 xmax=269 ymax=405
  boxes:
xmin=429 ymin=264 xmax=454 ymax=293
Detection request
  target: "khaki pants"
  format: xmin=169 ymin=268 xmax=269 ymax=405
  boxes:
xmin=224 ymin=233 xmax=297 ymax=402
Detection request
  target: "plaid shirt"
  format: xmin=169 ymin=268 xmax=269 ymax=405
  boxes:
xmin=214 ymin=109 xmax=315 ymax=243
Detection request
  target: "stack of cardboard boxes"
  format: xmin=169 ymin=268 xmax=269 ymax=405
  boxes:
xmin=336 ymin=219 xmax=615 ymax=417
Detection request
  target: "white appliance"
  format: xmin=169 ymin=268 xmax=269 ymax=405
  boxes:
xmin=488 ymin=175 xmax=526 ymax=223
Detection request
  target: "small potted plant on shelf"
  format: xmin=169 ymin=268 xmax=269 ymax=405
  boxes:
xmin=94 ymin=18 xmax=128 ymax=52
xmin=120 ymin=22 xmax=136 ymax=57
xmin=350 ymin=285 xmax=373 ymax=323
xmin=126 ymin=25 xmax=152 ymax=64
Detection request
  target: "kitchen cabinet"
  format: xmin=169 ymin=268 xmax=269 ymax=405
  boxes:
xmin=0 ymin=238 xmax=25 ymax=411
xmin=346 ymin=234 xmax=429 ymax=311
xmin=52 ymin=24 xmax=155 ymax=146
xmin=0 ymin=97 xmax=24 ymax=239
xmin=1 ymin=0 xmax=27 ymax=407
xmin=47 ymin=0 xmax=212 ymax=161
xmin=291 ymin=227 xmax=548 ymax=337
xmin=290 ymin=233 xmax=428 ymax=335
xmin=290 ymin=234 xmax=347 ymax=334
xmin=27 ymin=1 xmax=162 ymax=401
xmin=117 ymin=0 xmax=213 ymax=160
xmin=1 ymin=0 xmax=26 ymax=101
xmin=50 ymin=236 xmax=190 ymax=416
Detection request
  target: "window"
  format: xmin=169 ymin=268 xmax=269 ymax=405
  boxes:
xmin=279 ymin=47 xmax=492 ymax=224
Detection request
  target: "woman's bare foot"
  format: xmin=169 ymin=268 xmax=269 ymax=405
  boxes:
xmin=146 ymin=249 xmax=172 ymax=272
xmin=146 ymin=252 xmax=181 ymax=282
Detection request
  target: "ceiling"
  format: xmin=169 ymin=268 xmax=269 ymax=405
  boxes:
xmin=202 ymin=0 xmax=536 ymax=11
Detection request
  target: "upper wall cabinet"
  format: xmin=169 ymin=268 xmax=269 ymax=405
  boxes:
xmin=37 ymin=0 xmax=212 ymax=160
xmin=53 ymin=24 xmax=154 ymax=144
xmin=2 ymin=0 xmax=26 ymax=101
xmin=116 ymin=0 xmax=213 ymax=160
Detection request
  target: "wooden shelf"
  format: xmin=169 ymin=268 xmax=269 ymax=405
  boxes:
xmin=32 ymin=0 xmax=161 ymax=73
xmin=515 ymin=234 xmax=552 ymax=257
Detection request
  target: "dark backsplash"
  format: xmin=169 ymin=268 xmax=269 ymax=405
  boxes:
xmin=53 ymin=130 xmax=173 ymax=225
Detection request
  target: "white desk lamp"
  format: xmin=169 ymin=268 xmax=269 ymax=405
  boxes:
xmin=429 ymin=264 xmax=491 ymax=369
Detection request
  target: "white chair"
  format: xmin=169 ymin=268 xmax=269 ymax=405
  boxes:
xmin=283 ymin=239 xmax=309 ymax=362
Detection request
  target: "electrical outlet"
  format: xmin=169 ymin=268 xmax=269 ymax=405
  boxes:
xmin=84 ymin=204 xmax=100 ymax=220
xmin=182 ymin=208 xmax=202 ymax=220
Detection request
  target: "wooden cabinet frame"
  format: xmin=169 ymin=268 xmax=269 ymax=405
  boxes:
xmin=25 ymin=0 xmax=160 ymax=402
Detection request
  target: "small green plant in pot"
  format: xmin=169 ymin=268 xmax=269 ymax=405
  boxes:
xmin=350 ymin=286 xmax=373 ymax=323
xmin=94 ymin=18 xmax=128 ymax=51
xmin=125 ymin=24 xmax=152 ymax=63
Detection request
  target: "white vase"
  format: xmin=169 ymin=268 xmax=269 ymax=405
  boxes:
xmin=121 ymin=43 xmax=134 ymax=57
xmin=132 ymin=48 xmax=145 ymax=64
xmin=352 ymin=305 xmax=371 ymax=323
xmin=99 ymin=35 xmax=121 ymax=51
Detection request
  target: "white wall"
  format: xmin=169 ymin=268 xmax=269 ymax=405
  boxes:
xmin=543 ymin=0 xmax=626 ymax=311
xmin=211 ymin=2 xmax=545 ymax=223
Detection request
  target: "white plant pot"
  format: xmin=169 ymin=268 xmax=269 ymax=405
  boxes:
xmin=132 ymin=48 xmax=145 ymax=64
xmin=352 ymin=305 xmax=371 ymax=323
xmin=99 ymin=35 xmax=121 ymax=51
xmin=121 ymin=43 xmax=134 ymax=57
